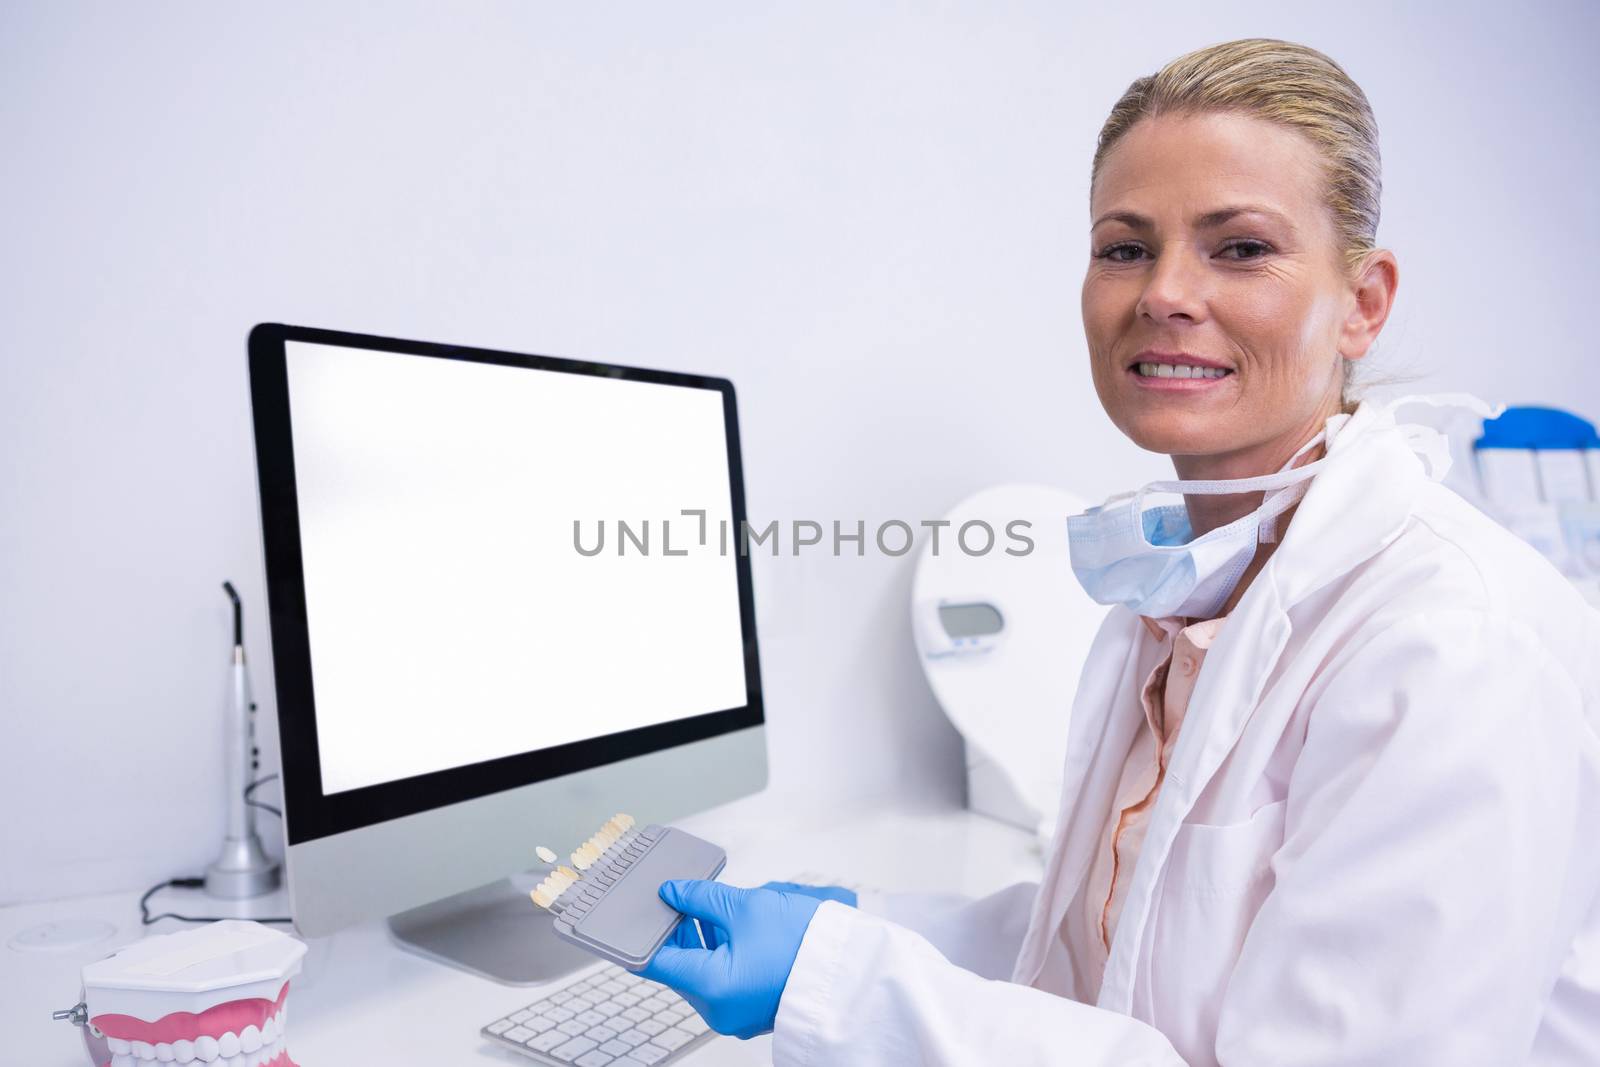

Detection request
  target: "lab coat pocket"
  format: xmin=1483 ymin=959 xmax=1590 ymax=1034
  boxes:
xmin=1149 ymin=800 xmax=1287 ymax=1062
xmin=1164 ymin=798 xmax=1288 ymax=892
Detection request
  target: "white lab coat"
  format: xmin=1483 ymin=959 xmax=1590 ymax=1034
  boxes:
xmin=772 ymin=399 xmax=1600 ymax=1066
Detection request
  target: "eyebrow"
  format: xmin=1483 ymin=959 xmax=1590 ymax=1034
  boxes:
xmin=1091 ymin=206 xmax=1296 ymax=231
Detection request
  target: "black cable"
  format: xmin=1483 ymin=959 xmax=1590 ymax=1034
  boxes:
xmin=245 ymin=774 xmax=282 ymax=819
xmin=138 ymin=878 xmax=292 ymax=926
xmin=137 ymin=774 xmax=295 ymax=925
xmin=140 ymin=778 xmax=291 ymax=924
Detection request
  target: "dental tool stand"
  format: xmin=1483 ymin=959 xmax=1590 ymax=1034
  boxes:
xmin=205 ymin=582 xmax=281 ymax=900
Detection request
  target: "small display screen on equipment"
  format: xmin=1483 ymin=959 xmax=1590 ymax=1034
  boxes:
xmin=938 ymin=602 xmax=1004 ymax=639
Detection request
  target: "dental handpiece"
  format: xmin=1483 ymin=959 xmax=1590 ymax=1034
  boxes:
xmin=204 ymin=581 xmax=281 ymax=899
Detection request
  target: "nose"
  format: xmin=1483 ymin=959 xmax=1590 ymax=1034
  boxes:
xmin=1136 ymin=246 xmax=1208 ymax=324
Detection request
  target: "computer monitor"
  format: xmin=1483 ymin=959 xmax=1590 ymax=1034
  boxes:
xmin=247 ymin=323 xmax=768 ymax=983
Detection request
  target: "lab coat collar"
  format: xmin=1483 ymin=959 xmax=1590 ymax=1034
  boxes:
xmin=1263 ymin=398 xmax=1436 ymax=612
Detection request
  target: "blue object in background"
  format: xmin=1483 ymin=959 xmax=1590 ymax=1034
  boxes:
xmin=1469 ymin=405 xmax=1600 ymax=600
xmin=1474 ymin=406 xmax=1600 ymax=451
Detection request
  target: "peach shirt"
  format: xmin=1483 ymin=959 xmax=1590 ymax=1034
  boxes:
xmin=1069 ymin=613 xmax=1229 ymax=997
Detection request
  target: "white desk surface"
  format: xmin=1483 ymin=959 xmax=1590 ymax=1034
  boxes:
xmin=4 ymin=805 xmax=1042 ymax=1066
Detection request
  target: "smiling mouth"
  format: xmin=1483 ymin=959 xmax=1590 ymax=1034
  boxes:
xmin=1132 ymin=361 xmax=1232 ymax=381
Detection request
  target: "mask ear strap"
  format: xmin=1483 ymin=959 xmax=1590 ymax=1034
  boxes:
xmin=1257 ymin=477 xmax=1313 ymax=544
xmin=1145 ymin=460 xmax=1324 ymax=498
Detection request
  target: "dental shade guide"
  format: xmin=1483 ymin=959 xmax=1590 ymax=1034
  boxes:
xmin=528 ymin=814 xmax=727 ymax=970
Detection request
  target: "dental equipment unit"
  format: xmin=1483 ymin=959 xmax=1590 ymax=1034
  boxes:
xmin=206 ymin=582 xmax=279 ymax=899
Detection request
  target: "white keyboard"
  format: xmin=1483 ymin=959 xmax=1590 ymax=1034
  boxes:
xmin=480 ymin=873 xmax=865 ymax=1065
xmin=481 ymin=962 xmax=711 ymax=1065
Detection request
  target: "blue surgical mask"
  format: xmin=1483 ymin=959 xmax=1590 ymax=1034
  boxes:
xmin=1067 ymin=436 xmax=1327 ymax=620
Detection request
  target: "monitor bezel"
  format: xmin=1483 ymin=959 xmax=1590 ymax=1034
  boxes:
xmin=247 ymin=322 xmax=766 ymax=846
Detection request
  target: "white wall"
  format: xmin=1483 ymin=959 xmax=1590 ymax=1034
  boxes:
xmin=4 ymin=1 xmax=1598 ymax=904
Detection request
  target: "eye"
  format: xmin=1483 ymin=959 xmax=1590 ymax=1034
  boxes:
xmin=1093 ymin=242 xmax=1147 ymax=263
xmin=1219 ymin=239 xmax=1273 ymax=261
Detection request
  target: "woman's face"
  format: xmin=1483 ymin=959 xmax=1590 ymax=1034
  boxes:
xmin=1083 ymin=110 xmax=1383 ymax=472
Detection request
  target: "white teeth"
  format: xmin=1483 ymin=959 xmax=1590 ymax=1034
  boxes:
xmin=1136 ymin=362 xmax=1228 ymax=380
xmin=113 ymin=1026 xmax=283 ymax=1067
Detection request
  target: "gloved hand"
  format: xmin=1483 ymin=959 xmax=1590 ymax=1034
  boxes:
xmin=638 ymin=880 xmax=823 ymax=1039
xmin=681 ymin=882 xmax=855 ymax=951
xmin=757 ymin=881 xmax=858 ymax=909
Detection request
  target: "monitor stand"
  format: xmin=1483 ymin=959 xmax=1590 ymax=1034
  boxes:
xmin=386 ymin=873 xmax=596 ymax=985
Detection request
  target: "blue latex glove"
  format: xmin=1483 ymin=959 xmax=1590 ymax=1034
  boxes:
xmin=638 ymin=879 xmax=822 ymax=1039
xmin=756 ymin=881 xmax=858 ymax=909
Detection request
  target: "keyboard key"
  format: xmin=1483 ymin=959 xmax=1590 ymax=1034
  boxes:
xmin=616 ymin=1028 xmax=651 ymax=1047
xmin=587 ymin=1024 xmax=619 ymax=1043
xmin=654 ymin=1027 xmax=693 ymax=1052
xmin=511 ymin=1008 xmax=538 ymax=1023
xmin=656 ymin=1007 xmax=687 ymax=1025
xmin=576 ymin=1009 xmax=606 ymax=1026
xmin=576 ymin=1052 xmax=615 ymax=1067
xmin=558 ymin=1019 xmax=590 ymax=1036
xmin=486 ymin=1019 xmax=514 ymax=1035
xmin=636 ymin=1019 xmax=666 ymax=1036
xmin=525 ymin=1014 xmax=558 ymax=1034
xmin=638 ymin=996 xmax=670 ymax=1013
xmin=550 ymin=991 xmax=574 ymax=1004
xmin=625 ymin=1044 xmax=670 ymax=1065
xmin=678 ymin=1013 xmax=710 ymax=1036
xmin=621 ymin=1006 xmax=651 ymax=1024
xmin=600 ymin=1039 xmax=634 ymax=1055
xmin=503 ymin=1025 xmax=535 ymax=1042
xmin=546 ymin=1006 xmax=576 ymax=1023
xmin=552 ymin=1035 xmax=599 ymax=1062
xmin=594 ymin=1002 xmax=624 ymax=1018
xmin=527 ymin=1029 xmax=569 ymax=1053
xmin=598 ymin=979 xmax=627 ymax=995
xmin=613 ymin=992 xmax=641 ymax=1007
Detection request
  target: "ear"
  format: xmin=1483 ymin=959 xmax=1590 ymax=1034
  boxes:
xmin=1338 ymin=249 xmax=1398 ymax=363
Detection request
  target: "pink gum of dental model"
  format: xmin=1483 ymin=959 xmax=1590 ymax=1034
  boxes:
xmin=91 ymin=979 xmax=290 ymax=1046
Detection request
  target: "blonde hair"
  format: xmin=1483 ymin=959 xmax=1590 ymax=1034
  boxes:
xmin=1091 ymin=39 xmax=1384 ymax=407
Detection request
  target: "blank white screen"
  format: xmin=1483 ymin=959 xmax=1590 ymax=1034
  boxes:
xmin=284 ymin=341 xmax=749 ymax=795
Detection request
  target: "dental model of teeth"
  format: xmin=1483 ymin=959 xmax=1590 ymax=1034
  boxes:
xmin=529 ymin=813 xmax=636 ymax=911
xmin=1135 ymin=361 xmax=1230 ymax=379
xmin=80 ymin=920 xmax=306 ymax=1067
xmin=102 ymin=1001 xmax=289 ymax=1067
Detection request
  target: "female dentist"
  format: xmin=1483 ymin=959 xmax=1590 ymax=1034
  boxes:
xmin=640 ymin=38 xmax=1600 ymax=1065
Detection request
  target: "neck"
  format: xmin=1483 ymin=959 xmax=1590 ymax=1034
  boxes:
xmin=1170 ymin=402 xmax=1335 ymax=537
